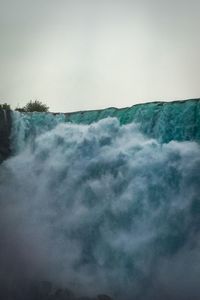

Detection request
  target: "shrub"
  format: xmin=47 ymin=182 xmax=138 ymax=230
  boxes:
xmin=16 ymin=100 xmax=49 ymax=112
xmin=0 ymin=103 xmax=11 ymax=110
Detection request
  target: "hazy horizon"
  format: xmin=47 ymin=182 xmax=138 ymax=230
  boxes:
xmin=1 ymin=0 xmax=200 ymax=112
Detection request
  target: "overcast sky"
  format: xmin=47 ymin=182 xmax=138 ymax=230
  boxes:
xmin=0 ymin=0 xmax=200 ymax=112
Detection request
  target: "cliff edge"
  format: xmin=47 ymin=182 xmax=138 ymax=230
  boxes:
xmin=0 ymin=109 xmax=11 ymax=163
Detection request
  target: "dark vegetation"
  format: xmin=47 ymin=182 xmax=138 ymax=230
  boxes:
xmin=15 ymin=100 xmax=49 ymax=112
xmin=0 ymin=103 xmax=11 ymax=110
xmin=0 ymin=100 xmax=49 ymax=112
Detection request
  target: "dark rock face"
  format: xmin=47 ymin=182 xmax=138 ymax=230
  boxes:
xmin=0 ymin=109 xmax=12 ymax=163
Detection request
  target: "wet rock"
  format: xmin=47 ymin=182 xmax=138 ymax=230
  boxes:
xmin=0 ymin=109 xmax=12 ymax=163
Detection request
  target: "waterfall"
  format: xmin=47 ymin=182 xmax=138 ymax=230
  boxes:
xmin=0 ymin=101 xmax=200 ymax=300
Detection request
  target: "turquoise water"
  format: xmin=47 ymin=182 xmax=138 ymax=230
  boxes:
xmin=0 ymin=100 xmax=200 ymax=299
xmin=11 ymin=100 xmax=200 ymax=154
xmin=65 ymin=99 xmax=200 ymax=143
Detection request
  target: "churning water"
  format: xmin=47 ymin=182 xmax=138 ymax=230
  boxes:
xmin=0 ymin=110 xmax=200 ymax=299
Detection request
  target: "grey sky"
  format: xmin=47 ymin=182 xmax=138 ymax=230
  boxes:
xmin=0 ymin=0 xmax=200 ymax=112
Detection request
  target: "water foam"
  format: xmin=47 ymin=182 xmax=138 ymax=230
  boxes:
xmin=0 ymin=116 xmax=200 ymax=299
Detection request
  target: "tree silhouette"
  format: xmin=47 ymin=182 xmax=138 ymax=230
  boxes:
xmin=0 ymin=103 xmax=11 ymax=110
xmin=16 ymin=100 xmax=49 ymax=112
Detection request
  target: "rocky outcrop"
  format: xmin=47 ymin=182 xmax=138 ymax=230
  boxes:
xmin=0 ymin=109 xmax=12 ymax=163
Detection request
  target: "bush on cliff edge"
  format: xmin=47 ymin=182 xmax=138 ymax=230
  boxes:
xmin=0 ymin=103 xmax=11 ymax=110
xmin=16 ymin=100 xmax=49 ymax=112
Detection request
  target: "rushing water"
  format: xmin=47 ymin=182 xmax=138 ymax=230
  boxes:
xmin=0 ymin=107 xmax=200 ymax=299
